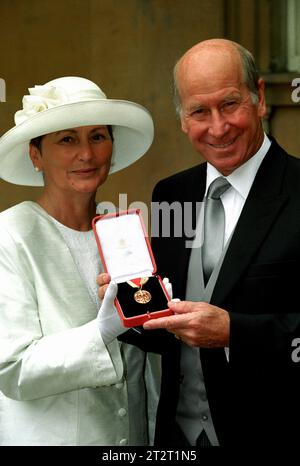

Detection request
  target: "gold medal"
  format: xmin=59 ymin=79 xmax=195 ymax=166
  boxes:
xmin=127 ymin=277 xmax=152 ymax=304
xmin=134 ymin=289 xmax=152 ymax=304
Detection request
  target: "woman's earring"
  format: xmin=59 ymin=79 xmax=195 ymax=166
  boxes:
xmin=34 ymin=166 xmax=40 ymax=172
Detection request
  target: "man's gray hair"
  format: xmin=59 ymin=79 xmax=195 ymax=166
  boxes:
xmin=173 ymin=42 xmax=260 ymax=116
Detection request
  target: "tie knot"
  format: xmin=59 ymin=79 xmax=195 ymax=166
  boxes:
xmin=207 ymin=177 xmax=231 ymax=200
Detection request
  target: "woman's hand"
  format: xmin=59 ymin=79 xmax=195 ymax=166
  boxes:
xmin=96 ymin=274 xmax=127 ymax=344
xmin=162 ymin=277 xmax=173 ymax=300
xmin=97 ymin=272 xmax=111 ymax=300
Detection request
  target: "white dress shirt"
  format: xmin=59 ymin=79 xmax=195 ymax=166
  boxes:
xmin=206 ymin=133 xmax=271 ymax=244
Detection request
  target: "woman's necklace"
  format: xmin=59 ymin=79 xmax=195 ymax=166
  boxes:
xmin=127 ymin=277 xmax=152 ymax=304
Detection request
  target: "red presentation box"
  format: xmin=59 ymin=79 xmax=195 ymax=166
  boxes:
xmin=93 ymin=209 xmax=172 ymax=327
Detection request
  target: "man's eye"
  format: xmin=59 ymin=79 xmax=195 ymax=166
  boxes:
xmin=191 ymin=108 xmax=208 ymax=119
xmin=194 ymin=108 xmax=205 ymax=114
xmin=222 ymin=101 xmax=239 ymax=112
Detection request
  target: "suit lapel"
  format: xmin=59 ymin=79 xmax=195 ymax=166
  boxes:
xmin=211 ymin=141 xmax=289 ymax=306
xmin=175 ymin=164 xmax=207 ymax=299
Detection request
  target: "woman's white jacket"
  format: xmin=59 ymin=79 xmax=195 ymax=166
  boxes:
xmin=0 ymin=202 xmax=159 ymax=446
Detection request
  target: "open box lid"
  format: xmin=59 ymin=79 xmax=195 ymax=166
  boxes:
xmin=93 ymin=209 xmax=156 ymax=283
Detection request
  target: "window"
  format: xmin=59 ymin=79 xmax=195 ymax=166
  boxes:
xmin=287 ymin=0 xmax=300 ymax=71
xmin=0 ymin=78 xmax=6 ymax=102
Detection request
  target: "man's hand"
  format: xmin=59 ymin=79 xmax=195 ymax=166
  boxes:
xmin=143 ymin=300 xmax=230 ymax=348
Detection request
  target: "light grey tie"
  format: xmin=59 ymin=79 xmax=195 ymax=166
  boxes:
xmin=202 ymin=176 xmax=231 ymax=283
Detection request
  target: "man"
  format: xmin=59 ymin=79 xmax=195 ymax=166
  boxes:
xmin=100 ymin=39 xmax=300 ymax=446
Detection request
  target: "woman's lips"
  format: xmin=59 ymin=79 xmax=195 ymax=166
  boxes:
xmin=72 ymin=168 xmax=97 ymax=174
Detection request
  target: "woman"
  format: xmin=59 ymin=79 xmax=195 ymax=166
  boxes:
xmin=0 ymin=76 xmax=158 ymax=446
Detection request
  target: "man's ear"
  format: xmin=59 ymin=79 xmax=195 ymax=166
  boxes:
xmin=181 ymin=117 xmax=188 ymax=134
xmin=257 ymin=78 xmax=267 ymax=118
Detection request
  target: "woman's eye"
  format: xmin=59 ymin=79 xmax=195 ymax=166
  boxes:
xmin=92 ymin=133 xmax=107 ymax=141
xmin=60 ymin=136 xmax=73 ymax=143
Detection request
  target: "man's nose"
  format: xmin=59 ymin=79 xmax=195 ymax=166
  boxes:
xmin=207 ymin=110 xmax=230 ymax=138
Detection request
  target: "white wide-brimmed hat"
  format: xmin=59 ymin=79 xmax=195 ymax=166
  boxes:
xmin=0 ymin=76 xmax=154 ymax=186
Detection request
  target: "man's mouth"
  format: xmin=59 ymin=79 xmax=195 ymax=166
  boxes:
xmin=208 ymin=136 xmax=238 ymax=149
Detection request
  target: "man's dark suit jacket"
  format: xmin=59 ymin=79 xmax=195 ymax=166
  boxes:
xmin=121 ymin=139 xmax=300 ymax=445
